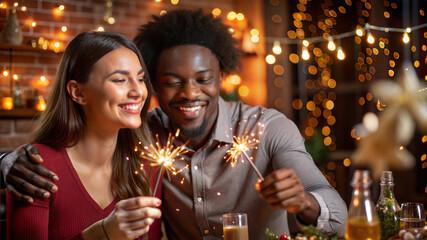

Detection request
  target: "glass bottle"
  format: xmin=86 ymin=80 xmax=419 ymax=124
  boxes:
xmin=345 ymin=170 xmax=381 ymax=240
xmin=376 ymin=171 xmax=400 ymax=239
xmin=13 ymin=81 xmax=25 ymax=109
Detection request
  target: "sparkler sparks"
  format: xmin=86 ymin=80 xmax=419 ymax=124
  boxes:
xmin=140 ymin=129 xmax=189 ymax=196
xmin=224 ymin=135 xmax=264 ymax=181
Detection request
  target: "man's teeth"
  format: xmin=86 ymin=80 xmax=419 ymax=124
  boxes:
xmin=179 ymin=106 xmax=201 ymax=112
xmin=121 ymin=104 xmax=139 ymax=110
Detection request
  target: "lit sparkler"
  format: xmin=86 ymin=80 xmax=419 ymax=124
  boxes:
xmin=224 ymin=135 xmax=264 ymax=181
xmin=140 ymin=129 xmax=189 ymax=196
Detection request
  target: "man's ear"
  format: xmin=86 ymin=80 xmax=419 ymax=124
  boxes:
xmin=219 ymin=71 xmax=226 ymax=87
xmin=66 ymin=80 xmax=86 ymax=105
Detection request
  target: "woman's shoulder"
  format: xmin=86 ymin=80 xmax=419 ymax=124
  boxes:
xmin=32 ymin=143 xmax=66 ymax=168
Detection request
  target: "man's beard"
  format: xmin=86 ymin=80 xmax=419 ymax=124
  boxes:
xmin=179 ymin=118 xmax=208 ymax=139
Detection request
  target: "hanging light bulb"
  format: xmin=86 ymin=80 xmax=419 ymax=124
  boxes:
xmin=402 ymin=32 xmax=410 ymax=44
xmin=302 ymin=47 xmax=310 ymax=60
xmin=327 ymin=37 xmax=336 ymax=51
xmin=265 ymin=54 xmax=276 ymax=64
xmin=367 ymin=31 xmax=375 ymax=44
xmin=356 ymin=26 xmax=364 ymax=36
xmin=272 ymin=41 xmax=282 ymax=55
xmin=337 ymin=46 xmax=345 ymax=60
xmin=402 ymin=28 xmax=411 ymax=44
xmin=302 ymin=40 xmax=309 ymax=47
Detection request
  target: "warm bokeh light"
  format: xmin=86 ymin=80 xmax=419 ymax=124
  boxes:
xmin=13 ymin=74 xmax=18 ymax=80
xmin=327 ymin=39 xmax=336 ymax=51
xmin=343 ymin=158 xmax=351 ymax=167
xmin=402 ymin=32 xmax=410 ymax=43
xmin=36 ymin=96 xmax=47 ymax=111
xmin=1 ymin=97 xmax=13 ymax=110
xmin=171 ymin=0 xmax=179 ymax=5
xmin=238 ymin=85 xmax=249 ymax=97
xmin=302 ymin=47 xmax=310 ymax=60
xmin=322 ymin=126 xmax=331 ymax=136
xmin=96 ymin=26 xmax=105 ymax=32
xmin=227 ymin=11 xmax=236 ymax=21
xmin=367 ymin=32 xmax=375 ymax=44
xmin=272 ymin=41 xmax=282 ymax=54
xmin=236 ymin=13 xmax=244 ymax=21
xmin=356 ymin=27 xmax=364 ymax=36
xmin=2 ymin=70 xmax=8 ymax=77
xmin=21 ymin=6 xmax=26 ymax=11
xmin=337 ymin=47 xmax=345 ymax=60
xmin=251 ymin=35 xmax=259 ymax=43
xmin=61 ymin=26 xmax=67 ymax=32
xmin=212 ymin=8 xmax=221 ymax=16
xmin=31 ymin=21 xmax=37 ymax=27
xmin=250 ymin=29 xmax=259 ymax=36
xmin=265 ymin=54 xmax=276 ymax=64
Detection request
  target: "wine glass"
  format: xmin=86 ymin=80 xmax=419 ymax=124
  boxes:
xmin=400 ymin=202 xmax=426 ymax=229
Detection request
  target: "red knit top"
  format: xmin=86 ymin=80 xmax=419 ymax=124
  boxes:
xmin=6 ymin=143 xmax=162 ymax=240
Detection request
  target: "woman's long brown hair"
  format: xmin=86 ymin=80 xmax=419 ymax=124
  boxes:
xmin=28 ymin=31 xmax=153 ymax=199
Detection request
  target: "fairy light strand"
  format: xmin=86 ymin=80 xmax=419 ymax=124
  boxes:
xmin=264 ymin=22 xmax=427 ymax=45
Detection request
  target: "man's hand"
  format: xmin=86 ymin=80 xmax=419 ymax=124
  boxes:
xmin=1 ymin=144 xmax=59 ymax=203
xmin=259 ymin=168 xmax=320 ymax=224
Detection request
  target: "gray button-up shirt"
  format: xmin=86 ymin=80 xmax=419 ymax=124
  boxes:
xmin=147 ymin=98 xmax=347 ymax=240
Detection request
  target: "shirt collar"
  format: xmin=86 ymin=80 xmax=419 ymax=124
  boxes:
xmin=212 ymin=98 xmax=234 ymax=144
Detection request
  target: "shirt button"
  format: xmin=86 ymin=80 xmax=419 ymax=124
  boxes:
xmin=204 ymin=229 xmax=210 ymax=234
xmin=197 ymin=197 xmax=202 ymax=202
xmin=194 ymin=166 xmax=198 ymax=170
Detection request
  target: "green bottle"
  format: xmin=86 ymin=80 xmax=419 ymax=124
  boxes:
xmin=376 ymin=171 xmax=400 ymax=239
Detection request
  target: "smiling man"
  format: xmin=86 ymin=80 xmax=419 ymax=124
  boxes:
xmin=1 ymin=9 xmax=347 ymax=240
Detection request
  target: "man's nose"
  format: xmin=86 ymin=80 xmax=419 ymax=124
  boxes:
xmin=181 ymin=81 xmax=202 ymax=99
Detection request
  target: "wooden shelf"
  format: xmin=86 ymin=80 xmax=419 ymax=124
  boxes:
xmin=0 ymin=109 xmax=41 ymax=118
xmin=0 ymin=42 xmax=62 ymax=54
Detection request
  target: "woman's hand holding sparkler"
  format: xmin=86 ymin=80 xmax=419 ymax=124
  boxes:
xmin=259 ymin=168 xmax=320 ymax=224
xmin=99 ymin=196 xmax=162 ymax=240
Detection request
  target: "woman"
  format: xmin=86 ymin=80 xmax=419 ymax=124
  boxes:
xmin=6 ymin=31 xmax=162 ymax=240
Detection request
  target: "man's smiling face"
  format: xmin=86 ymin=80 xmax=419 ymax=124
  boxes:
xmin=155 ymin=44 xmax=223 ymax=139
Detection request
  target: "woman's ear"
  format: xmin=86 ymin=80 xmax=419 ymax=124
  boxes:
xmin=67 ymin=80 xmax=86 ymax=105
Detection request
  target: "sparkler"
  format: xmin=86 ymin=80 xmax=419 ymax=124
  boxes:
xmin=140 ymin=129 xmax=189 ymax=196
xmin=224 ymin=135 xmax=264 ymax=181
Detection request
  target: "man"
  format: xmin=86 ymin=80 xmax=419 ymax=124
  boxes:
xmin=1 ymin=9 xmax=347 ymax=239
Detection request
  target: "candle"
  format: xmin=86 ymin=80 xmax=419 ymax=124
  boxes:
xmin=35 ymin=95 xmax=46 ymax=111
xmin=1 ymin=97 xmax=13 ymax=110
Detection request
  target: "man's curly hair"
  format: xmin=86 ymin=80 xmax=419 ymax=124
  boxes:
xmin=134 ymin=9 xmax=241 ymax=88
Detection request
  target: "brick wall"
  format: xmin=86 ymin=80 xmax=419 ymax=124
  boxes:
xmin=0 ymin=0 xmax=236 ymax=152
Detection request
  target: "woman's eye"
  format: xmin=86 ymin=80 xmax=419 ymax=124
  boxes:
xmin=138 ymin=77 xmax=146 ymax=83
xmin=112 ymin=79 xmax=125 ymax=83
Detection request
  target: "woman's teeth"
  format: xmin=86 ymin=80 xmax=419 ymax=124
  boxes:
xmin=121 ymin=104 xmax=139 ymax=110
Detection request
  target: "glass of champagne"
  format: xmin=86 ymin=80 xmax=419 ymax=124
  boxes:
xmin=222 ymin=213 xmax=249 ymax=240
xmin=400 ymin=202 xmax=425 ymax=229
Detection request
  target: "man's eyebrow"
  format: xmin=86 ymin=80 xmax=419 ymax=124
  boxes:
xmin=106 ymin=69 xmax=144 ymax=78
xmin=161 ymin=69 xmax=213 ymax=77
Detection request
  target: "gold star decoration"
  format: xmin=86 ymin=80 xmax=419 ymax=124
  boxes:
xmin=352 ymin=62 xmax=427 ymax=179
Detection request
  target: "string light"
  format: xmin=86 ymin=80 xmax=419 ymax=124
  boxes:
xmin=402 ymin=32 xmax=410 ymax=43
xmin=265 ymin=54 xmax=276 ymax=64
xmin=337 ymin=46 xmax=345 ymax=60
xmin=327 ymin=37 xmax=336 ymax=51
xmin=302 ymin=47 xmax=310 ymax=60
xmin=367 ymin=30 xmax=375 ymax=44
xmin=272 ymin=41 xmax=282 ymax=54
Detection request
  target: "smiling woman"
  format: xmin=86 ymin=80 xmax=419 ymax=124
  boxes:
xmin=6 ymin=31 xmax=162 ymax=240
